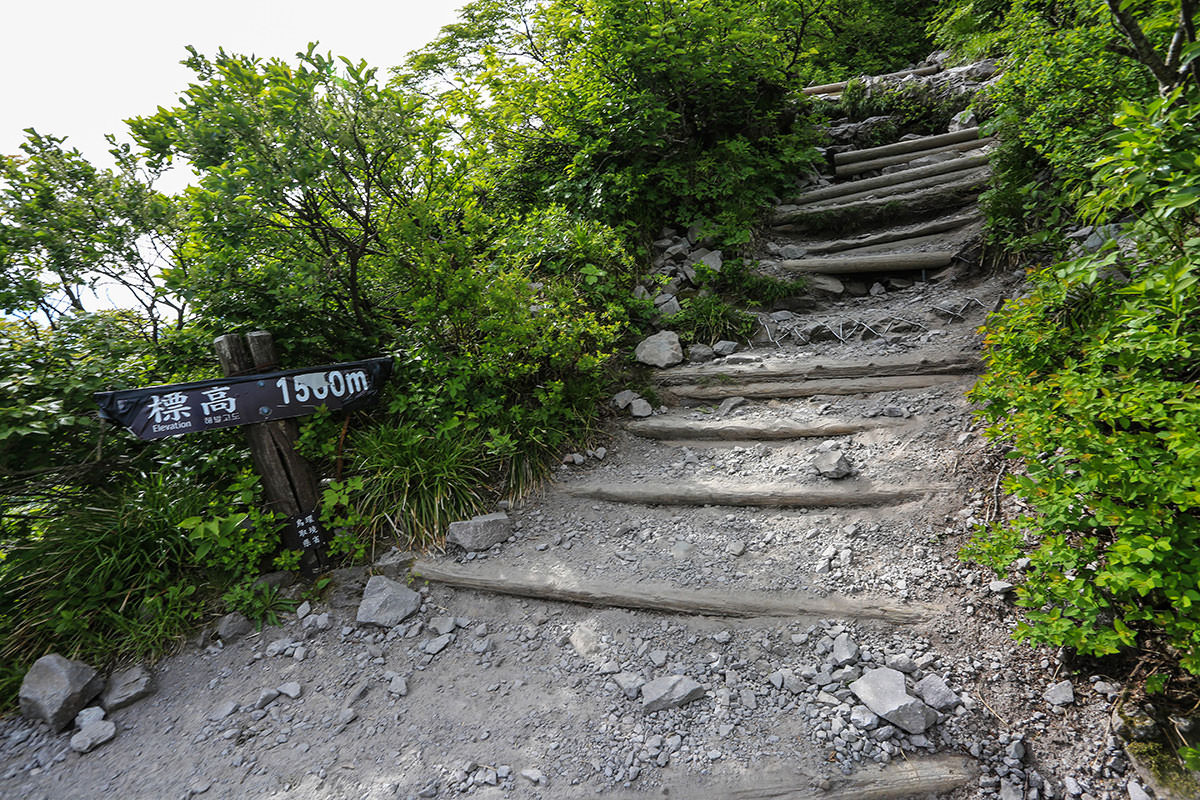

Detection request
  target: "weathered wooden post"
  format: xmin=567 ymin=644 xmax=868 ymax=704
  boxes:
xmin=212 ymin=332 xmax=321 ymax=569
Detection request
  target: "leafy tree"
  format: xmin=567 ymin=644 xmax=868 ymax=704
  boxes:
xmin=0 ymin=132 xmax=187 ymax=340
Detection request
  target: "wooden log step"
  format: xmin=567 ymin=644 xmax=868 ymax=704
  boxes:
xmin=790 ymin=153 xmax=989 ymax=207
xmin=625 ymin=417 xmax=904 ymax=441
xmin=653 ymin=353 xmax=981 ymax=387
xmin=724 ymin=755 xmax=975 ymax=799
xmin=804 ymin=210 xmax=981 ymax=256
xmin=666 ymin=374 xmax=967 ymax=401
xmin=410 ymin=560 xmax=937 ymax=624
xmin=802 ymin=164 xmax=990 ymax=211
xmin=834 ymin=127 xmax=981 ymax=166
xmin=563 ymin=480 xmax=943 ymax=508
xmin=777 ymin=250 xmax=956 ymax=275
xmin=802 ymin=65 xmax=941 ymax=96
xmin=836 ymin=137 xmax=994 ymax=178
xmin=771 ymin=172 xmax=986 ymax=234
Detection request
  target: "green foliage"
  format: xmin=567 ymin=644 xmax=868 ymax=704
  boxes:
xmin=670 ymin=294 xmax=759 ymax=346
xmin=221 ymin=580 xmax=296 ymax=628
xmin=179 ymin=470 xmax=283 ymax=579
xmin=969 ymin=90 xmax=1200 ymax=674
xmin=709 ymin=259 xmax=809 ymax=307
xmin=933 ymin=0 xmax=1156 ymax=254
xmin=404 ymin=0 xmax=828 ymax=240
xmin=834 ymin=76 xmax=971 ymax=135
xmin=0 ymin=474 xmax=210 ymax=700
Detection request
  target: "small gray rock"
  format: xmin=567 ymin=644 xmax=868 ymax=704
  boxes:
xmin=635 ymin=331 xmax=684 ymax=368
xmin=446 ymin=512 xmax=512 ymax=552
xmin=831 ymin=633 xmax=860 ymax=667
xmin=641 ymin=675 xmax=706 ymax=713
xmin=424 ymin=634 xmax=453 ymax=655
xmin=712 ymin=341 xmax=739 ymax=357
xmin=613 ymin=390 xmax=640 ymax=409
xmin=813 ymin=451 xmax=853 ymax=480
xmin=687 ymin=343 xmax=716 ymax=363
xmin=19 ymin=654 xmax=104 ymax=731
xmin=215 ymin=612 xmax=253 ymax=642
xmin=1043 ymin=680 xmax=1075 ymax=706
xmin=388 ymin=675 xmax=409 ymax=696
xmin=356 ymin=576 xmax=421 ymax=628
xmin=612 ymin=673 xmax=645 ymax=700
xmin=914 ymin=674 xmax=960 ymax=711
xmin=100 ymin=665 xmax=154 ymax=712
xmin=1126 ymin=779 xmax=1152 ymax=800
xmin=277 ymin=682 xmax=302 ymax=700
xmin=726 ymin=540 xmax=746 ymax=557
xmin=850 ymin=667 xmax=937 ymax=735
xmin=74 ymin=706 xmax=105 ymax=729
xmin=630 ymin=398 xmax=653 ymax=417
xmin=69 ymin=719 xmax=116 ymax=753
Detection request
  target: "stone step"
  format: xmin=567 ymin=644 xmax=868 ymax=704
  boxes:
xmin=664 ymin=374 xmax=967 ymax=402
xmin=776 ymin=250 xmax=957 ymax=276
xmin=789 ymin=153 xmax=989 ymax=207
xmin=833 ymin=127 xmax=982 ymax=166
xmin=772 ymin=171 xmax=986 ymax=234
xmin=721 ymin=755 xmax=975 ymax=799
xmin=654 ymin=353 xmax=980 ymax=387
xmin=410 ymin=560 xmax=936 ymax=624
xmin=563 ymin=480 xmax=945 ymax=509
xmin=836 ymin=138 xmax=994 ymax=179
xmin=801 ymin=209 xmax=981 ymax=257
xmin=802 ymin=65 xmax=942 ymax=96
xmin=625 ymin=417 xmax=905 ymax=442
xmin=801 ymin=162 xmax=990 ymax=211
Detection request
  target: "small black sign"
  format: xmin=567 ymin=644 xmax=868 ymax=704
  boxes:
xmin=289 ymin=510 xmax=330 ymax=576
xmin=95 ymin=357 xmax=392 ymax=440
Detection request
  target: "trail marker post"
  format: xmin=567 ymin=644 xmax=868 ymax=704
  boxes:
xmin=94 ymin=330 xmax=392 ymax=575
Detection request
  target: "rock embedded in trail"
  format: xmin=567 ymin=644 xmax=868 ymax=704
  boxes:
xmin=356 ymin=576 xmax=421 ymax=628
xmin=813 ymin=450 xmax=853 ymax=479
xmin=19 ymin=653 xmax=104 ymax=731
xmin=100 ymin=665 xmax=154 ymax=711
xmin=850 ymin=667 xmax=938 ymax=735
xmin=215 ymin=612 xmax=253 ymax=642
xmin=914 ymin=674 xmax=960 ymax=711
xmin=635 ymin=331 xmax=684 ymax=368
xmin=1043 ymin=680 xmax=1075 ymax=706
xmin=69 ymin=719 xmax=117 ymax=754
xmin=641 ymin=675 xmax=706 ymax=713
xmin=629 ymin=398 xmax=653 ymax=417
xmin=446 ymin=512 xmax=512 ymax=552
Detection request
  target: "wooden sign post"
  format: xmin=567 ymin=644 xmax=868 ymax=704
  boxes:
xmin=95 ymin=330 xmax=393 ymax=576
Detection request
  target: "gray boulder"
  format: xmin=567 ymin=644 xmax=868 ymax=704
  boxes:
xmin=612 ymin=390 xmax=640 ymax=409
xmin=100 ymin=665 xmax=154 ymax=712
xmin=635 ymin=331 xmax=684 ymax=368
xmin=850 ymin=667 xmax=938 ymax=735
xmin=356 ymin=575 xmax=421 ymax=628
xmin=641 ymin=675 xmax=706 ymax=713
xmin=687 ymin=344 xmax=715 ymax=363
xmin=69 ymin=719 xmax=116 ymax=753
xmin=19 ymin=654 xmax=104 ymax=731
xmin=447 ymin=512 xmax=512 ymax=551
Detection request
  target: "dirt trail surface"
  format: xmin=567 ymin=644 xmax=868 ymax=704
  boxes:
xmin=0 ymin=66 xmax=1145 ymax=800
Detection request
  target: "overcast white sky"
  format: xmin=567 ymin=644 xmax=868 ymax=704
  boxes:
xmin=1 ymin=1 xmax=467 ymax=166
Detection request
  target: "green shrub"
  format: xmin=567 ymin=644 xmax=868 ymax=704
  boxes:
xmin=671 ymin=294 xmax=758 ymax=346
xmin=0 ymin=473 xmax=213 ymax=701
xmin=969 ymin=91 xmax=1200 ymax=674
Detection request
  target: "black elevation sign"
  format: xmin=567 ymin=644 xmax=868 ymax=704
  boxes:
xmin=95 ymin=357 xmax=393 ymax=440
